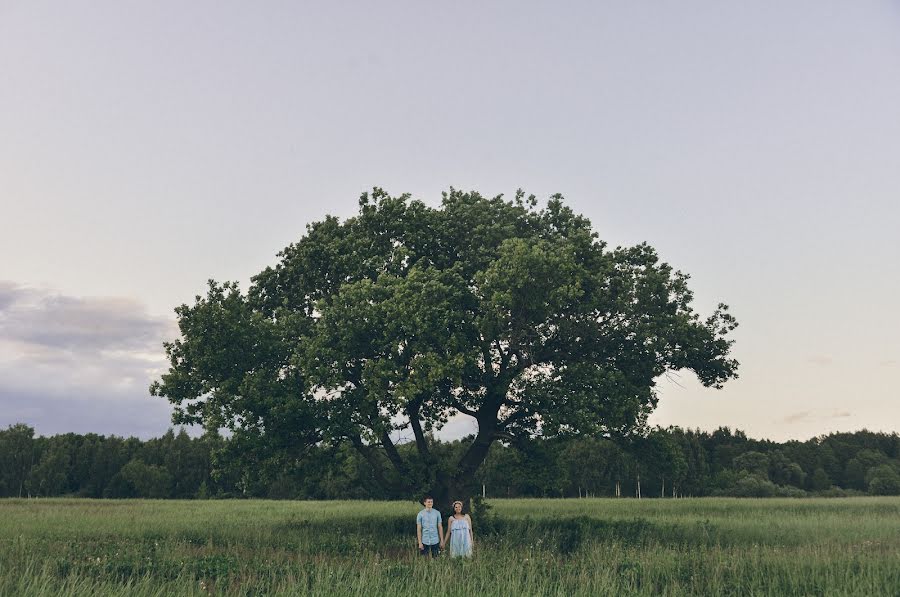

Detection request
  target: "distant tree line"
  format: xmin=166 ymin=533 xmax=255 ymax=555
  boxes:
xmin=1 ymin=423 xmax=899 ymax=500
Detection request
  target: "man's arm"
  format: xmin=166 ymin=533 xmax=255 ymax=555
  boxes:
xmin=416 ymin=522 xmax=423 ymax=549
xmin=437 ymin=515 xmax=445 ymax=546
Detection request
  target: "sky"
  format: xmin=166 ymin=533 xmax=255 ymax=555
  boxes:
xmin=1 ymin=1 xmax=898 ymax=442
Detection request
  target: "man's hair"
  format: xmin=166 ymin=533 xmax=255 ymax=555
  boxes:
xmin=422 ymin=495 xmax=434 ymax=502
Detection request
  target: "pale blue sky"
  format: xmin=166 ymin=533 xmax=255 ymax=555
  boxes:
xmin=1 ymin=1 xmax=898 ymax=440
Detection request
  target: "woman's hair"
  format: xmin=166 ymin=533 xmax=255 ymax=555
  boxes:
xmin=452 ymin=500 xmax=464 ymax=513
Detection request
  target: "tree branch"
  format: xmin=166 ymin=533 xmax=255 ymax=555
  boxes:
xmin=448 ymin=398 xmax=479 ymax=419
xmin=379 ymin=431 xmax=414 ymax=481
xmin=454 ymin=424 xmax=497 ymax=484
xmin=481 ymin=341 xmax=495 ymax=380
xmin=497 ymin=340 xmax=510 ymax=373
xmin=499 ymin=408 xmax=531 ymax=430
xmin=406 ymin=402 xmax=435 ymax=468
xmin=453 ymin=397 xmax=505 ymax=485
xmin=348 ymin=434 xmax=394 ymax=491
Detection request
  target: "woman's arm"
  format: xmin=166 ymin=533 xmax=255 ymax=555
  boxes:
xmin=442 ymin=518 xmax=451 ymax=547
xmin=467 ymin=515 xmax=474 ymax=548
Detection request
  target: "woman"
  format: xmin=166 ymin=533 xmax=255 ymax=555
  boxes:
xmin=441 ymin=500 xmax=474 ymax=558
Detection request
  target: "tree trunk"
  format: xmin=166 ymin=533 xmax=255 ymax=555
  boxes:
xmin=636 ymin=473 xmax=641 ymax=499
xmin=455 ymin=419 xmax=498 ymax=480
xmin=427 ymin=474 xmax=478 ymax=514
xmin=661 ymin=477 xmax=665 ymax=498
xmin=389 ymin=387 xmax=508 ymax=510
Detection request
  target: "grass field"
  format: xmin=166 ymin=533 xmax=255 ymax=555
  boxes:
xmin=1 ymin=497 xmax=898 ymax=596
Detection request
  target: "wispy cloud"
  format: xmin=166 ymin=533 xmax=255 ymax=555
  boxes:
xmin=0 ymin=284 xmax=172 ymax=353
xmin=0 ymin=281 xmax=178 ymax=437
xmin=782 ymin=410 xmax=853 ymax=425
xmin=783 ymin=411 xmax=811 ymax=423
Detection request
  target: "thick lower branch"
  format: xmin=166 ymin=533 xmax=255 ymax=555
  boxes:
xmin=379 ymin=431 xmax=414 ymax=480
xmin=451 ymin=402 xmax=479 ymax=418
xmin=499 ymin=407 xmax=530 ymax=430
xmin=455 ymin=401 xmax=503 ymax=484
xmin=452 ymin=382 xmax=511 ymax=487
xmin=454 ymin=423 xmax=497 ymax=484
xmin=348 ymin=435 xmax=393 ymax=490
xmin=407 ymin=406 xmax=437 ymax=469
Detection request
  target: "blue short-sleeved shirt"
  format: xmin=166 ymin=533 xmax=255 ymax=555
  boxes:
xmin=417 ymin=508 xmax=442 ymax=545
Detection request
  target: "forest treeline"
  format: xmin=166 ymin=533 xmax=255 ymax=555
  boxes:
xmin=1 ymin=423 xmax=899 ymax=500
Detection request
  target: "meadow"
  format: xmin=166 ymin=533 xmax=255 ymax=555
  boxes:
xmin=0 ymin=497 xmax=898 ymax=596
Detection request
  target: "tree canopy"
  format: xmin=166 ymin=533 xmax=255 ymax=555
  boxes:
xmin=151 ymin=189 xmax=739 ymax=505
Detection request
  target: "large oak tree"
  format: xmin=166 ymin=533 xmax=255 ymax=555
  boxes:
xmin=151 ymin=189 xmax=739 ymax=507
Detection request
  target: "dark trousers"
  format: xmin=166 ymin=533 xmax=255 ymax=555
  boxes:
xmin=419 ymin=543 xmax=440 ymax=557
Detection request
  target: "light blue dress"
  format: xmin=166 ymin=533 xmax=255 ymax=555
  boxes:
xmin=449 ymin=516 xmax=473 ymax=557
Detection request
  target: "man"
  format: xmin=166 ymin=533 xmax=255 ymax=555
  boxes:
xmin=416 ymin=495 xmax=444 ymax=557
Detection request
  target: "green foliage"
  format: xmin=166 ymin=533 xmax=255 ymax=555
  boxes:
xmin=845 ymin=449 xmax=890 ymax=490
xmin=732 ymin=451 xmax=770 ymax=478
xmin=105 ymin=460 xmax=172 ymax=499
xmin=769 ymin=451 xmax=806 ymax=487
xmin=726 ymin=473 xmax=778 ymax=497
xmin=809 ymin=468 xmax=832 ymax=492
xmin=469 ymin=494 xmax=496 ymax=533
xmin=26 ymin=441 xmax=71 ymax=497
xmin=150 ymin=189 xmax=740 ymax=499
xmin=866 ymin=465 xmax=900 ymax=495
xmin=0 ymin=423 xmax=35 ymax=497
xmin=558 ymin=437 xmax=621 ymax=496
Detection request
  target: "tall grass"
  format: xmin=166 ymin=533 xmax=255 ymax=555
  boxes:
xmin=1 ymin=498 xmax=898 ymax=595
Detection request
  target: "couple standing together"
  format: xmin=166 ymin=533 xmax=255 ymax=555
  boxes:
xmin=415 ymin=496 xmax=474 ymax=558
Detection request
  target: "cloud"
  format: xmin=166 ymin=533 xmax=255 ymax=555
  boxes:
xmin=0 ymin=281 xmax=179 ymax=438
xmin=782 ymin=409 xmax=853 ymax=425
xmin=0 ymin=281 xmax=25 ymax=311
xmin=783 ymin=411 xmax=810 ymax=423
xmin=0 ymin=283 xmax=174 ymax=353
